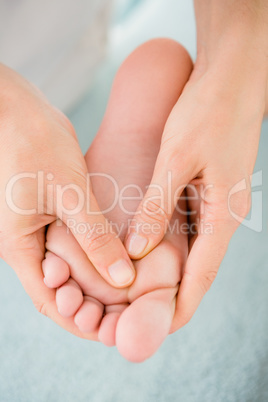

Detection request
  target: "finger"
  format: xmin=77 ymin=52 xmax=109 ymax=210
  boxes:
xmin=5 ymin=238 xmax=99 ymax=341
xmin=125 ymin=144 xmax=197 ymax=259
xmin=170 ymin=172 xmax=252 ymax=331
xmin=58 ymin=185 xmax=136 ymax=288
xmin=170 ymin=223 xmax=232 ymax=333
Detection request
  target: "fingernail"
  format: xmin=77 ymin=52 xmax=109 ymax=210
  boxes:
xmin=126 ymin=233 xmax=148 ymax=256
xmin=108 ymin=260 xmax=135 ymax=286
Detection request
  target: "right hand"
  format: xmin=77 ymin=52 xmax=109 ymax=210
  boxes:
xmin=0 ymin=63 xmax=135 ymax=334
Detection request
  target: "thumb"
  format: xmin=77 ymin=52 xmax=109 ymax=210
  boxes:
xmin=57 ymin=179 xmax=136 ymax=288
xmin=125 ymin=145 xmax=196 ymax=259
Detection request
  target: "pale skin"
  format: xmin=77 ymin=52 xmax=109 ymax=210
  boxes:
xmin=0 ymin=64 xmax=136 ymax=316
xmin=124 ymin=0 xmax=268 ymax=332
xmin=0 ymin=0 xmax=268 ymax=358
xmin=45 ymin=36 xmax=268 ymax=360
xmin=42 ymin=39 xmax=192 ymax=362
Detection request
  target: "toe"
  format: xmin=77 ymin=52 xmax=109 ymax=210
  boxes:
xmin=116 ymin=289 xmax=176 ymax=363
xmin=74 ymin=296 xmax=104 ymax=333
xmin=98 ymin=304 xmax=128 ymax=347
xmin=56 ymin=278 xmax=84 ymax=318
xmin=42 ymin=252 xmax=70 ymax=288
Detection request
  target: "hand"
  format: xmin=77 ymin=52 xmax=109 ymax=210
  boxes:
xmin=125 ymin=68 xmax=266 ymax=331
xmin=125 ymin=0 xmax=268 ymax=331
xmin=0 ymin=64 xmax=135 ymax=331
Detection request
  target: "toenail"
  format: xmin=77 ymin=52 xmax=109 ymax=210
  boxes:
xmin=126 ymin=233 xmax=148 ymax=256
xmin=108 ymin=260 xmax=135 ymax=286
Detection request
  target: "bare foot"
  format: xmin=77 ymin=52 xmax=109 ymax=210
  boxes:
xmin=43 ymin=38 xmax=192 ymax=362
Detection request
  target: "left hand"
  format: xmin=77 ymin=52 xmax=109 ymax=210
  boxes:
xmin=124 ymin=68 xmax=266 ymax=331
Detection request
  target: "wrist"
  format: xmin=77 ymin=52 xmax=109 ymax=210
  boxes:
xmin=194 ymin=31 xmax=268 ymax=83
xmin=194 ymin=0 xmax=268 ymax=63
xmin=193 ymin=0 xmax=268 ymax=98
xmin=186 ymin=64 xmax=266 ymax=126
xmin=191 ymin=3 xmax=268 ymax=116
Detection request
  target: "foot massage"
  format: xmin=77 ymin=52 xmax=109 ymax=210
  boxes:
xmin=0 ymin=0 xmax=268 ymax=400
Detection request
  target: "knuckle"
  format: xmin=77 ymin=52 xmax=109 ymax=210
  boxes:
xmin=184 ymin=268 xmax=218 ymax=296
xmin=198 ymin=270 xmax=218 ymax=294
xmin=34 ymin=300 xmax=47 ymax=317
xmin=160 ymin=130 xmax=194 ymax=172
xmin=140 ymin=199 xmax=168 ymax=229
xmin=83 ymin=229 xmax=116 ymax=254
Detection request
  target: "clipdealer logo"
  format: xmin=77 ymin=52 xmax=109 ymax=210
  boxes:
xmin=4 ymin=169 xmax=264 ymax=234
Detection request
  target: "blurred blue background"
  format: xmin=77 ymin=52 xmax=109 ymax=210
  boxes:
xmin=0 ymin=1 xmax=268 ymax=401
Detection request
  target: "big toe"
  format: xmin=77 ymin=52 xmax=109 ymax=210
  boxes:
xmin=116 ymin=289 xmax=176 ymax=363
